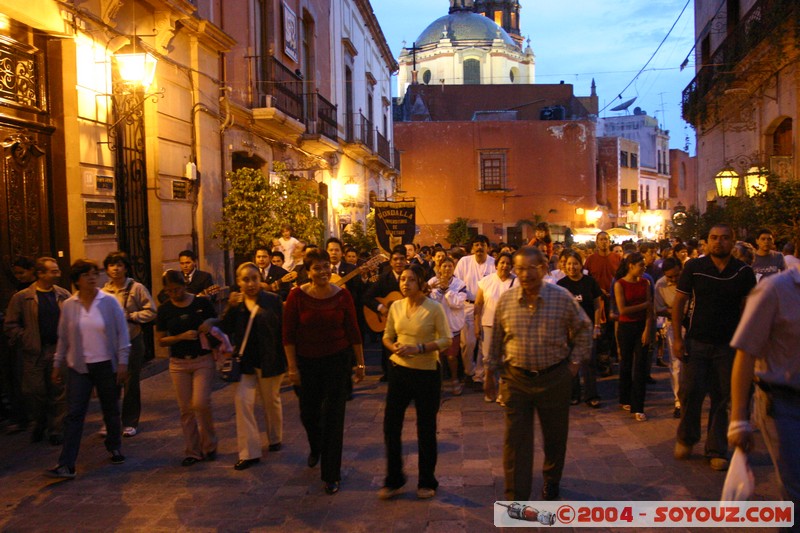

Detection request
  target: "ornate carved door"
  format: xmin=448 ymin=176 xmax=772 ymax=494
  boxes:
xmin=0 ymin=129 xmax=50 ymax=309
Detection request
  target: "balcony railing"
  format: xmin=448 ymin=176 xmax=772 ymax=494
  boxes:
xmin=681 ymin=0 xmax=797 ymax=124
xmin=376 ymin=130 xmax=391 ymax=163
xmin=265 ymin=60 xmax=304 ymax=121
xmin=393 ymin=147 xmax=401 ymax=172
xmin=346 ymin=112 xmax=374 ymax=151
xmin=303 ymin=91 xmax=338 ymax=140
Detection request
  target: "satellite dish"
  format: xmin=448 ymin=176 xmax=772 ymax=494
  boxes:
xmin=610 ymin=97 xmax=637 ymax=112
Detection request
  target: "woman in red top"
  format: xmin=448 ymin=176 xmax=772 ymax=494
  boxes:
xmin=614 ymin=252 xmax=653 ymax=422
xmin=283 ymin=248 xmax=365 ymax=495
xmin=526 ymin=222 xmax=553 ymax=260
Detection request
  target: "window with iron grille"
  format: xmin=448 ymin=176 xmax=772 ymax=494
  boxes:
xmin=480 ymin=152 xmax=506 ymax=190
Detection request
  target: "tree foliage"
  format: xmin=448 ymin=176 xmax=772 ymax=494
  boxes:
xmin=670 ymin=176 xmax=800 ymax=245
xmin=213 ymin=166 xmax=325 ymax=255
xmin=342 ymin=210 xmax=377 ymax=254
xmin=447 ymin=217 xmax=472 ymax=246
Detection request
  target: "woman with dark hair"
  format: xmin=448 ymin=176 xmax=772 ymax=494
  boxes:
xmin=613 ymin=252 xmax=653 ymax=421
xmin=283 ymin=248 xmax=365 ymax=495
xmin=428 ymin=256 xmax=467 ymax=395
xmin=101 ymin=251 xmax=157 ymax=438
xmin=379 ymin=264 xmax=451 ymax=501
xmin=47 ymin=259 xmax=130 ymax=479
xmin=156 ymin=269 xmax=218 ymax=466
xmin=218 ymin=262 xmax=287 ymax=470
xmin=557 ymin=251 xmax=603 ymax=408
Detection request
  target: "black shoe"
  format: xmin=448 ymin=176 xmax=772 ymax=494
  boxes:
xmin=646 ymin=376 xmax=657 ymax=385
xmin=31 ymin=426 xmax=45 ymax=443
xmin=48 ymin=434 xmax=64 ymax=446
xmin=324 ymin=481 xmax=340 ymax=495
xmin=181 ymin=456 xmax=201 ymax=467
xmin=110 ymin=451 xmax=126 ymax=465
xmin=570 ymin=398 xmax=580 ymax=406
xmin=45 ymin=465 xmax=76 ymax=479
xmin=234 ymin=458 xmax=260 ymax=471
xmin=204 ymin=449 xmax=217 ymax=461
xmin=542 ymin=481 xmax=560 ymax=501
xmin=379 ymin=375 xmax=388 ymax=382
xmin=307 ymin=452 xmax=320 ymax=468
xmin=673 ymin=407 xmax=681 ymax=419
xmin=268 ymin=443 xmax=282 ymax=452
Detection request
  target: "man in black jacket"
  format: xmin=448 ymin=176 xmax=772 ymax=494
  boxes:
xmin=363 ymin=245 xmax=407 ymax=381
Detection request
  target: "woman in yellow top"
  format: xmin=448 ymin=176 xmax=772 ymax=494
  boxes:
xmin=379 ymin=264 xmax=451 ymax=501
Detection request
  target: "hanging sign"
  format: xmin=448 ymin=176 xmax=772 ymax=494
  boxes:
xmin=374 ymin=201 xmax=416 ymax=255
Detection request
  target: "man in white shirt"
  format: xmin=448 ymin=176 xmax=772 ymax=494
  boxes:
xmin=453 ymin=235 xmax=495 ymax=386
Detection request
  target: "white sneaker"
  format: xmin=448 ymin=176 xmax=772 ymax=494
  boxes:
xmin=122 ymin=427 xmax=137 ymax=438
xmin=416 ymin=487 xmax=436 ymax=499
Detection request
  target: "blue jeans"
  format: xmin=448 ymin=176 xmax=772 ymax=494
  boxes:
xmin=59 ymin=361 xmax=121 ymax=469
xmin=755 ymin=387 xmax=800 ymax=508
xmin=676 ymin=339 xmax=733 ymax=458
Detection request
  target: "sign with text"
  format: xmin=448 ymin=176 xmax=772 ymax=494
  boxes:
xmin=374 ymin=201 xmax=416 ymax=255
xmin=85 ymin=200 xmax=116 ymax=237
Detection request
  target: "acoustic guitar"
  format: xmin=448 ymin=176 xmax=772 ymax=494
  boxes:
xmin=329 ymin=254 xmax=388 ymax=287
xmin=363 ymin=291 xmax=403 ymax=333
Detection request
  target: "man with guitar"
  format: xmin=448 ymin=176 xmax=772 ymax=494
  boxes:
xmin=363 ymin=245 xmax=408 ymax=382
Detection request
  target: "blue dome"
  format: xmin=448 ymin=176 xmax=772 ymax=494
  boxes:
xmin=415 ymin=11 xmax=517 ymax=48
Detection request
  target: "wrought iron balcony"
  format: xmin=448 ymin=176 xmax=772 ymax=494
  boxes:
xmin=265 ymin=59 xmax=304 ymax=121
xmin=681 ymin=0 xmax=798 ymax=125
xmin=393 ymin=147 xmax=401 ymax=172
xmin=376 ymin=130 xmax=391 ymax=164
xmin=345 ymin=112 xmax=374 ymax=151
xmin=303 ymin=91 xmax=338 ymax=140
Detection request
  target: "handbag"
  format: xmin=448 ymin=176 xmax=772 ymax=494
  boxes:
xmin=220 ymin=304 xmax=258 ymax=383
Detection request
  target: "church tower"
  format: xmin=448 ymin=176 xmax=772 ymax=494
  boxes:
xmin=449 ymin=0 xmax=475 ymax=12
xmin=473 ymin=0 xmax=523 ymax=47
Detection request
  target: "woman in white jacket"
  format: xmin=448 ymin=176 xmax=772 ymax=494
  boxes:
xmin=428 ymin=256 xmax=467 ymax=395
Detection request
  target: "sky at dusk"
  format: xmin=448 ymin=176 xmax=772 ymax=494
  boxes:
xmin=373 ymin=0 xmax=698 ymax=153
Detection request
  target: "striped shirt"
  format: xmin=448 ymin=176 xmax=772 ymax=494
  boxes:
xmin=488 ymin=283 xmax=592 ymax=372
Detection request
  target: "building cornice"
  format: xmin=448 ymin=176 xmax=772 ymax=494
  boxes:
xmin=353 ymin=0 xmax=399 ymax=73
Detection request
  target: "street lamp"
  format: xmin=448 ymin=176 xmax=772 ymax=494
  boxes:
xmin=115 ymin=51 xmax=158 ymax=88
xmin=744 ymin=166 xmax=768 ymax=197
xmin=714 ymin=167 xmax=740 ymax=197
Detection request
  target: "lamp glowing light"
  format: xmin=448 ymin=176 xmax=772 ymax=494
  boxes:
xmin=744 ymin=166 xmax=768 ymax=197
xmin=714 ymin=167 xmax=739 ymax=198
xmin=115 ymin=52 xmax=158 ymax=88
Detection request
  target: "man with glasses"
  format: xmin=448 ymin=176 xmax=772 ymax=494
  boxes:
xmin=485 ymin=247 xmax=591 ymax=501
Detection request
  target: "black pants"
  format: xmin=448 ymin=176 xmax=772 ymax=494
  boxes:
xmin=617 ymin=321 xmax=648 ymax=413
xmin=384 ymin=362 xmax=441 ymax=490
xmin=121 ymin=335 xmax=145 ymax=428
xmin=59 ymin=361 xmax=121 ymax=469
xmin=297 ymin=349 xmax=351 ymax=484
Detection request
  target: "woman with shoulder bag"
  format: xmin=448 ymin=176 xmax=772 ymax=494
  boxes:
xmin=102 ymin=251 xmax=157 ymax=438
xmin=218 ymin=262 xmax=287 ymax=470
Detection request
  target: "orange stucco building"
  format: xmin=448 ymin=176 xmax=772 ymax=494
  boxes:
xmin=394 ymin=84 xmax=598 ymax=246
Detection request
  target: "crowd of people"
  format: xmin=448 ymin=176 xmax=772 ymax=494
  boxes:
xmin=1 ymin=221 xmax=798 ymax=507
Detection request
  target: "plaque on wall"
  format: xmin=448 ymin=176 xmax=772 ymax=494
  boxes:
xmin=172 ymin=180 xmax=189 ymax=200
xmin=85 ymin=200 xmax=116 ymax=236
xmin=96 ymin=175 xmax=114 ymax=193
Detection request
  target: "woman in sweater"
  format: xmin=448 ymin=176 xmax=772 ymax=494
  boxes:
xmin=218 ymin=262 xmax=287 ymax=470
xmin=47 ymin=259 xmax=130 ymax=479
xmin=379 ymin=264 xmax=451 ymax=501
xmin=283 ymin=248 xmax=365 ymax=495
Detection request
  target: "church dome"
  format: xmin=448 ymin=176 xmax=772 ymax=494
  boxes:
xmin=415 ymin=11 xmax=517 ymax=48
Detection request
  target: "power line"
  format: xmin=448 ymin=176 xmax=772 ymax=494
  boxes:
xmin=599 ymin=0 xmax=692 ymax=113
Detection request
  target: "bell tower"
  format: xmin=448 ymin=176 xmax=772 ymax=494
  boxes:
xmin=449 ymin=0 xmax=475 ymax=13
xmin=473 ymin=0 xmax=523 ymax=47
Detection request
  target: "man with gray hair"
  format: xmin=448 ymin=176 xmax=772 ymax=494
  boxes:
xmin=4 ymin=257 xmax=71 ymax=444
xmin=485 ymin=246 xmax=592 ymax=501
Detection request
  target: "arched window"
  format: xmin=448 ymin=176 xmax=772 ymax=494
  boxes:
xmin=464 ymin=58 xmax=480 ymax=85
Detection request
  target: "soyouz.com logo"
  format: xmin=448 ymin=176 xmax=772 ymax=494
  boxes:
xmin=493 ymin=501 xmax=794 ymax=527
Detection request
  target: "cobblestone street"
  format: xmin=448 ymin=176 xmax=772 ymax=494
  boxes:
xmin=0 ymin=346 xmax=782 ymax=532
